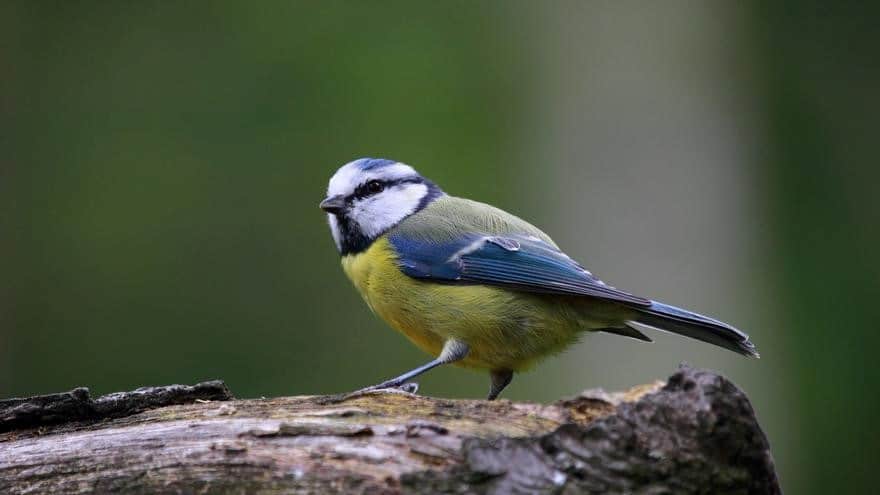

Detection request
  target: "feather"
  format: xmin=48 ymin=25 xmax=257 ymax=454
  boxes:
xmin=629 ymin=301 xmax=758 ymax=357
xmin=388 ymin=197 xmax=650 ymax=306
xmin=598 ymin=326 xmax=653 ymax=342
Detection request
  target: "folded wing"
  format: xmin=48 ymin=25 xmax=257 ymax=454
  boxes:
xmin=389 ymin=232 xmax=651 ymax=306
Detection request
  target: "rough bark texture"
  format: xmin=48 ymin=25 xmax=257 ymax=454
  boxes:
xmin=0 ymin=366 xmax=779 ymax=494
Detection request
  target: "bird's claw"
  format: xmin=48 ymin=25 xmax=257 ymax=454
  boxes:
xmin=355 ymin=381 xmax=420 ymax=396
xmin=316 ymin=381 xmax=420 ymax=405
xmin=397 ymin=382 xmax=420 ymax=394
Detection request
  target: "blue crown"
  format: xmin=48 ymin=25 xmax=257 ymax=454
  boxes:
xmin=354 ymin=158 xmax=398 ymax=171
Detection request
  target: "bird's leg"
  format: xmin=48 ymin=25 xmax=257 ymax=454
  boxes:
xmin=487 ymin=369 xmax=513 ymax=400
xmin=350 ymin=339 xmax=470 ymax=395
xmin=360 ymin=360 xmax=443 ymax=391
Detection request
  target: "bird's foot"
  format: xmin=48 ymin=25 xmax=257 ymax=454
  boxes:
xmin=355 ymin=381 xmax=420 ymax=396
xmin=316 ymin=382 xmax=419 ymax=405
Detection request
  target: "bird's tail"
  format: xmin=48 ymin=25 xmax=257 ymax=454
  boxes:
xmin=626 ymin=301 xmax=758 ymax=357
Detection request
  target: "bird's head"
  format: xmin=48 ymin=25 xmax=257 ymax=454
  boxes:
xmin=321 ymin=158 xmax=443 ymax=255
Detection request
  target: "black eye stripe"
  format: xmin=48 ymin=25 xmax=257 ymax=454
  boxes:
xmin=350 ymin=177 xmax=423 ymax=201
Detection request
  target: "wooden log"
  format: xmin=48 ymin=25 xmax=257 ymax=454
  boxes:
xmin=0 ymin=365 xmax=779 ymax=494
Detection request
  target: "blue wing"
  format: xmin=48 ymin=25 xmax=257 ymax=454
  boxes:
xmin=388 ymin=232 xmax=651 ymax=306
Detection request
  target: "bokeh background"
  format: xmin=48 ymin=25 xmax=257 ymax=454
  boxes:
xmin=3 ymin=2 xmax=878 ymax=492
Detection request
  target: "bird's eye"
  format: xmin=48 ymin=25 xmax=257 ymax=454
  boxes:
xmin=355 ymin=180 xmax=386 ymax=199
xmin=367 ymin=180 xmax=384 ymax=194
xmin=364 ymin=180 xmax=384 ymax=195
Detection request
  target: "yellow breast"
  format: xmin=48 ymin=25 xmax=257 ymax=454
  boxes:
xmin=341 ymin=238 xmax=446 ymax=358
xmin=340 ymin=237 xmax=603 ymax=371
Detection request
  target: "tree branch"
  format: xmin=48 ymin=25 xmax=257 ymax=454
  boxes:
xmin=0 ymin=365 xmax=779 ymax=494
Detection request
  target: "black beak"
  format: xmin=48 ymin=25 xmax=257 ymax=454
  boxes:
xmin=319 ymin=195 xmax=346 ymax=214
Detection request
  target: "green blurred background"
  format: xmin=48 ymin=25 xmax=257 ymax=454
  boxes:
xmin=2 ymin=2 xmax=878 ymax=492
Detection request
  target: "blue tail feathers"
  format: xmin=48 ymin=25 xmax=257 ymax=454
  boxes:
xmin=626 ymin=301 xmax=758 ymax=357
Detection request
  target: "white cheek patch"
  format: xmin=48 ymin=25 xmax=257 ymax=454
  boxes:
xmin=351 ymin=183 xmax=428 ymax=239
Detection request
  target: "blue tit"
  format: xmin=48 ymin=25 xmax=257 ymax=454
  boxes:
xmin=320 ymin=158 xmax=757 ymax=400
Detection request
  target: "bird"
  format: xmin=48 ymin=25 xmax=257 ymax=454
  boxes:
xmin=320 ymin=158 xmax=758 ymax=400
